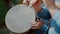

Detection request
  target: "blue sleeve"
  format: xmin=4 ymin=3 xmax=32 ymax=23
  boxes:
xmin=36 ymin=8 xmax=51 ymax=32
xmin=36 ymin=8 xmax=51 ymax=31
xmin=36 ymin=8 xmax=51 ymax=20
xmin=52 ymin=10 xmax=60 ymax=27
xmin=43 ymin=8 xmax=51 ymax=20
xmin=49 ymin=10 xmax=60 ymax=34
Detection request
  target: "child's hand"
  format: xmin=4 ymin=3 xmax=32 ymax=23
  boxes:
xmin=23 ymin=0 xmax=37 ymax=6
xmin=23 ymin=0 xmax=42 ymax=12
xmin=31 ymin=19 xmax=44 ymax=29
xmin=23 ymin=0 xmax=29 ymax=6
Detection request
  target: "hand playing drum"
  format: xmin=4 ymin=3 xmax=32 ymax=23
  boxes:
xmin=31 ymin=19 xmax=44 ymax=29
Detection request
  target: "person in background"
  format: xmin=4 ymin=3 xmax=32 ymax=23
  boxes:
xmin=42 ymin=0 xmax=60 ymax=34
xmin=23 ymin=0 xmax=51 ymax=34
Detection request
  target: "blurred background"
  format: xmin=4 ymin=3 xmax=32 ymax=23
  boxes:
xmin=0 ymin=0 xmax=23 ymax=34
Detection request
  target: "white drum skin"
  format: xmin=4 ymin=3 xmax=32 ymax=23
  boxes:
xmin=5 ymin=4 xmax=35 ymax=33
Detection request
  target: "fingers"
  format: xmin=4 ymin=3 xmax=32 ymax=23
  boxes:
xmin=23 ymin=0 xmax=38 ymax=6
xmin=31 ymin=22 xmax=37 ymax=26
xmin=31 ymin=22 xmax=37 ymax=29
xmin=31 ymin=20 xmax=44 ymax=29
xmin=29 ymin=0 xmax=37 ymax=6
xmin=23 ymin=0 xmax=29 ymax=5
xmin=31 ymin=19 xmax=44 ymax=29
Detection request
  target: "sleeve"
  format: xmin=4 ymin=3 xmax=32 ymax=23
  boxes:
xmin=52 ymin=10 xmax=60 ymax=27
xmin=49 ymin=10 xmax=60 ymax=34
xmin=36 ymin=8 xmax=51 ymax=20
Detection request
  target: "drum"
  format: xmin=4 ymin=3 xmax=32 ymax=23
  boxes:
xmin=5 ymin=4 xmax=35 ymax=33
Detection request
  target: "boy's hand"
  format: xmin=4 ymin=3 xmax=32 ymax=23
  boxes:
xmin=23 ymin=0 xmax=41 ymax=12
xmin=23 ymin=0 xmax=37 ymax=6
xmin=23 ymin=0 xmax=29 ymax=6
xmin=31 ymin=19 xmax=44 ymax=29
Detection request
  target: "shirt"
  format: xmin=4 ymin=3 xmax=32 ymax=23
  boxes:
xmin=35 ymin=8 xmax=51 ymax=34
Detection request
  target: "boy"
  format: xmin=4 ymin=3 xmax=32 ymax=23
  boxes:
xmin=23 ymin=0 xmax=51 ymax=34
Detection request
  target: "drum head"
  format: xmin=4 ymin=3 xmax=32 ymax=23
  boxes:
xmin=5 ymin=4 xmax=35 ymax=33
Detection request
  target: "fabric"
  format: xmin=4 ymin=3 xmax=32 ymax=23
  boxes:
xmin=35 ymin=8 xmax=51 ymax=34
xmin=36 ymin=8 xmax=51 ymax=20
xmin=49 ymin=10 xmax=60 ymax=34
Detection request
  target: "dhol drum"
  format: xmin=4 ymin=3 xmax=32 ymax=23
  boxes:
xmin=5 ymin=4 xmax=35 ymax=33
